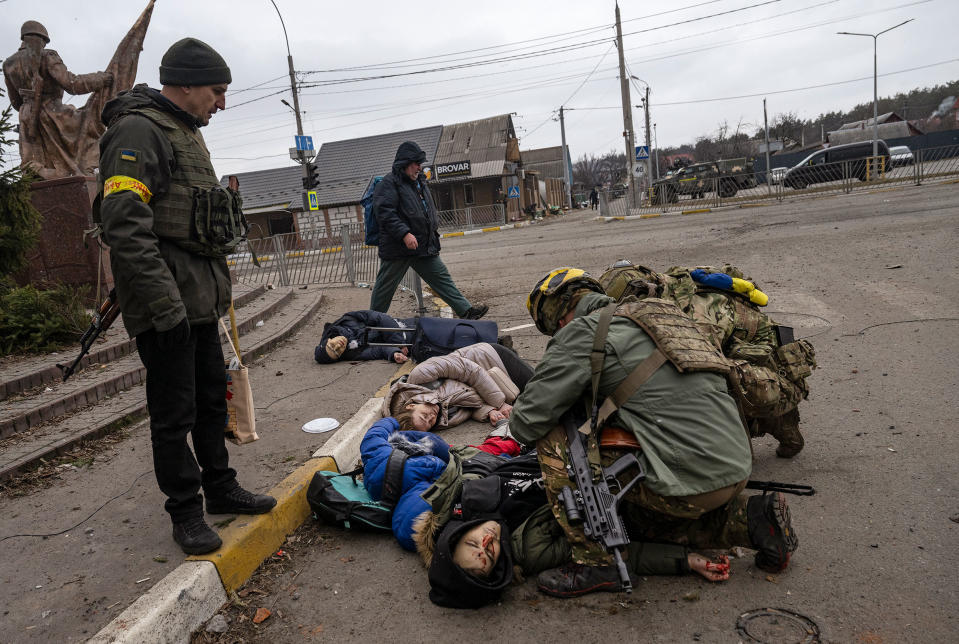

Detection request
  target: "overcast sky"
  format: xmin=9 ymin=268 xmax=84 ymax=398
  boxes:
xmin=2 ymin=0 xmax=956 ymax=177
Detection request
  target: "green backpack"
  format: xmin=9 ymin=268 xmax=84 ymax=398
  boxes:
xmin=306 ymin=450 xmax=407 ymax=532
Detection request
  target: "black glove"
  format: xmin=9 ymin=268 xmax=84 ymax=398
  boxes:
xmin=156 ymin=318 xmax=191 ymax=350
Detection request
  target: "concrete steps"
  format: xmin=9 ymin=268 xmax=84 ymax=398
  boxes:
xmin=0 ymin=285 xmax=324 ymax=481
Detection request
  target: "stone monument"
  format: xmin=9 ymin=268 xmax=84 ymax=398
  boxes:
xmin=3 ymin=1 xmax=155 ymax=292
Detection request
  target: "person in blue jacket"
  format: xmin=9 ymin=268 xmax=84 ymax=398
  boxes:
xmin=314 ymin=309 xmax=411 ymax=364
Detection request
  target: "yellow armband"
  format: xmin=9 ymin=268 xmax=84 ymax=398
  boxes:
xmin=103 ymin=175 xmax=153 ymax=204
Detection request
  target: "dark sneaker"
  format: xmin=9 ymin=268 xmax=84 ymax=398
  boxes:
xmin=537 ymin=563 xmax=634 ymax=598
xmin=206 ymin=487 xmax=277 ymax=515
xmin=747 ymin=492 xmax=798 ymax=573
xmin=172 ymin=516 xmax=222 ymax=555
xmin=460 ymin=305 xmax=489 ymax=320
xmin=497 ymin=335 xmax=514 ymax=350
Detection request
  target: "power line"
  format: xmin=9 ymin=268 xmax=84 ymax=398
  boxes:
xmin=298 ymin=0 xmax=782 ymax=85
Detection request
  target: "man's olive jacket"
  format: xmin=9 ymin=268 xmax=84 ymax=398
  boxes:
xmin=98 ymin=85 xmax=230 ymax=337
xmin=510 ymin=292 xmax=752 ymax=498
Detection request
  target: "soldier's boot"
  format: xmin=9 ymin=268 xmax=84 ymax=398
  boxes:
xmin=747 ymin=492 xmax=798 ymax=573
xmin=537 ymin=563 xmax=636 ymax=598
xmin=756 ymin=409 xmax=804 ymax=458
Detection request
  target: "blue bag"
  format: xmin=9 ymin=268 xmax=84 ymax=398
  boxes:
xmin=361 ymin=176 xmax=384 ymax=246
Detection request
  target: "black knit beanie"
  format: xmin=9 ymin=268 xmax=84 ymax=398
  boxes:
xmin=159 ymin=38 xmax=232 ymax=86
xmin=427 ymin=519 xmax=513 ymax=609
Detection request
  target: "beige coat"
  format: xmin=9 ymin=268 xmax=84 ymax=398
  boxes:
xmin=383 ymin=343 xmax=517 ymax=428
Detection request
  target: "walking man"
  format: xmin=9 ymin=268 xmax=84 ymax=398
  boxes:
xmin=369 ymin=141 xmax=487 ymax=319
xmin=98 ymin=38 xmax=275 ymax=555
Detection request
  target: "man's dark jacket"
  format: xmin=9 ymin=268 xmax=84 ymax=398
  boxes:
xmin=372 ymin=141 xmax=441 ymax=260
xmin=313 ymin=310 xmax=411 ymax=364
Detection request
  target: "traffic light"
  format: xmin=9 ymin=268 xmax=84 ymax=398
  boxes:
xmin=302 ymin=162 xmax=319 ymax=190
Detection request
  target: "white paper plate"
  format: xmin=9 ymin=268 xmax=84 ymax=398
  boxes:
xmin=302 ymin=417 xmax=340 ymax=434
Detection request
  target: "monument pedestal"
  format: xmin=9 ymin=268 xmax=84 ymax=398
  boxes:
xmin=17 ymin=176 xmax=112 ymax=299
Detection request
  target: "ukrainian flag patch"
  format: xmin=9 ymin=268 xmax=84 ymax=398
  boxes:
xmin=119 ymin=149 xmax=138 ymax=162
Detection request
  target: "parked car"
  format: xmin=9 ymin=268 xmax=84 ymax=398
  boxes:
xmin=783 ymin=140 xmax=891 ymax=189
xmin=889 ymin=145 xmax=914 ymax=166
xmin=651 ymin=158 xmax=756 ymax=202
xmin=768 ymin=167 xmax=788 ymax=185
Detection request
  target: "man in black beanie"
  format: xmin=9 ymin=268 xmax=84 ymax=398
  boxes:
xmin=97 ymin=37 xmax=275 ymax=555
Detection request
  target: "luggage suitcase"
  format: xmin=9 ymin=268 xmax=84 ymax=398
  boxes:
xmin=365 ymin=317 xmax=498 ymax=362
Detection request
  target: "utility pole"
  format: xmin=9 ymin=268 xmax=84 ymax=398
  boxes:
xmin=763 ymin=98 xmax=771 ymax=195
xmin=559 ymin=106 xmax=572 ymax=209
xmin=271 ymin=0 xmax=313 ymax=193
xmin=653 ymin=123 xmax=660 ymax=180
xmin=615 ymin=2 xmax=636 ymax=205
xmin=643 ymin=85 xmax=652 ymax=187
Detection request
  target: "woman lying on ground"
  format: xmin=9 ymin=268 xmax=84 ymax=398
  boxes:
xmin=383 ymin=342 xmax=534 ymax=432
xmin=359 ymin=420 xmax=732 ymax=608
xmin=314 ymin=310 xmax=412 ymax=364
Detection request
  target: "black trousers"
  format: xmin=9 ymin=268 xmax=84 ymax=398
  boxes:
xmin=491 ymin=343 xmax=534 ymax=392
xmin=136 ymin=322 xmax=236 ymax=522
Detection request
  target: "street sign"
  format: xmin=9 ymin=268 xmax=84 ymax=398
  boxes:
xmin=507 ymin=185 xmax=520 ymax=199
xmin=635 ymin=145 xmax=649 ymax=161
xmin=295 ymin=135 xmax=314 ymax=151
xmin=632 ymin=163 xmax=646 ymax=177
xmin=759 ymin=141 xmax=784 ymax=153
xmin=307 ymin=190 xmax=318 ymax=211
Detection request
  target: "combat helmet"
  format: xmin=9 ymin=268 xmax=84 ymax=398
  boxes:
xmin=527 ymin=267 xmax=605 ymax=336
xmin=599 ymin=259 xmax=663 ymax=301
xmin=21 ymin=21 xmax=50 ymax=44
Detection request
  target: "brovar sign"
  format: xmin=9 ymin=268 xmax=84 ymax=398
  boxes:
xmin=435 ymin=160 xmax=472 ymax=178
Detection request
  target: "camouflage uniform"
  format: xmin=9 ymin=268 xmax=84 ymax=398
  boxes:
xmin=537 ymin=426 xmax=750 ymax=566
xmin=600 ymin=264 xmax=816 ymax=456
xmin=511 ymin=292 xmax=755 ymax=567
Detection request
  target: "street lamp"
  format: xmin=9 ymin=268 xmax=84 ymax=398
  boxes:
xmin=630 ymin=76 xmax=652 ymax=187
xmin=838 ymin=18 xmax=914 ymax=158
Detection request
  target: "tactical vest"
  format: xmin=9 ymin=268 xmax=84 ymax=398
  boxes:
xmin=124 ymin=106 xmax=246 ymax=257
xmin=613 ymin=298 xmax=734 ymax=375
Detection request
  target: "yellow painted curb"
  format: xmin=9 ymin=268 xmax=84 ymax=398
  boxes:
xmin=188 ymin=456 xmax=337 ymax=593
xmin=639 ymin=213 xmax=661 ymax=219
xmin=738 ymin=203 xmax=764 ymax=208
xmin=481 ymin=226 xmax=502 ymax=232
xmin=682 ymin=208 xmax=712 ymax=215
xmin=442 ymin=231 xmax=465 ymax=238
xmin=320 ymin=246 xmax=343 ymax=254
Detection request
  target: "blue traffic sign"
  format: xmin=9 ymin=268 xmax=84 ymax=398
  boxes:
xmin=307 ymin=191 xmax=318 ymax=210
xmin=295 ymin=135 xmax=314 ymax=151
xmin=635 ymin=145 xmax=649 ymax=161
xmin=507 ymin=185 xmax=520 ymax=199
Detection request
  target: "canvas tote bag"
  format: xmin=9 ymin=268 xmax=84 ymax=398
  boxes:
xmin=219 ymin=313 xmax=259 ymax=445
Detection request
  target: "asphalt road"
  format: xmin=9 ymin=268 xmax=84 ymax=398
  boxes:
xmin=210 ymin=182 xmax=958 ymax=643
xmin=3 ymin=181 xmax=958 ymax=642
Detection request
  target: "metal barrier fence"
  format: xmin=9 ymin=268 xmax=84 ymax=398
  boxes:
xmin=436 ymin=204 xmax=505 ymax=232
xmin=228 ymin=222 xmax=427 ymax=311
xmin=600 ymin=142 xmax=959 ymax=217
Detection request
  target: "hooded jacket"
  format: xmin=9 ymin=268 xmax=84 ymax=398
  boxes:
xmin=98 ymin=84 xmax=230 ymax=337
xmin=371 ymin=141 xmax=441 ymax=260
xmin=382 ymin=343 xmax=513 ymax=428
xmin=313 ymin=310 xmax=412 ymax=364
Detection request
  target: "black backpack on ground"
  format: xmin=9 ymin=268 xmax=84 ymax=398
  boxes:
xmin=306 ymin=449 xmax=407 ymax=532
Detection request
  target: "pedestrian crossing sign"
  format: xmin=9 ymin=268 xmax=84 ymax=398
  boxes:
xmin=507 ymin=185 xmax=520 ymax=198
xmin=308 ymin=191 xmax=318 ymax=210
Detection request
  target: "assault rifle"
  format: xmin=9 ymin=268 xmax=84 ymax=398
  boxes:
xmin=746 ymin=480 xmax=815 ymax=496
xmin=557 ymin=408 xmax=646 ymax=593
xmin=58 ymin=289 xmax=121 ymax=382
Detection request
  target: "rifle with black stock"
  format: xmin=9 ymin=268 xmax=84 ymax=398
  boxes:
xmin=58 ymin=288 xmax=121 ymax=382
xmin=557 ymin=407 xmax=646 ymax=593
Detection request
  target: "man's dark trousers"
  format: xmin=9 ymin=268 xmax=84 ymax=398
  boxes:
xmin=136 ymin=322 xmax=237 ymax=521
xmin=370 ymin=255 xmax=471 ymax=315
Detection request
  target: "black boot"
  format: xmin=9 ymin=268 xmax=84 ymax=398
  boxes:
xmin=206 ymin=486 xmax=277 ymax=515
xmin=747 ymin=492 xmax=798 ymax=573
xmin=537 ymin=563 xmax=635 ymax=598
xmin=172 ymin=516 xmax=222 ymax=555
xmin=460 ymin=305 xmax=489 ymax=320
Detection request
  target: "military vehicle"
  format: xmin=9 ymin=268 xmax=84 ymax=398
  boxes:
xmin=650 ymin=157 xmax=756 ymax=202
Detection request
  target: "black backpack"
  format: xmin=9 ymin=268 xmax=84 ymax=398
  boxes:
xmin=306 ymin=449 xmax=407 ymax=532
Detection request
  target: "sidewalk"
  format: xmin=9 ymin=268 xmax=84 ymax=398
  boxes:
xmin=0 ymin=285 xmax=418 ymax=643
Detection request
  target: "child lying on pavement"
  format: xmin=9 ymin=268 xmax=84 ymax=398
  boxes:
xmin=383 ymin=342 xmax=534 ymax=431
xmin=314 ymin=310 xmax=412 ymax=364
xmin=359 ymin=419 xmax=732 ymax=608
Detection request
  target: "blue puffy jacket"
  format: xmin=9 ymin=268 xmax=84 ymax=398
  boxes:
xmin=360 ymin=418 xmax=450 ymax=550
